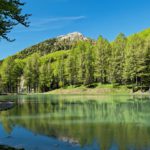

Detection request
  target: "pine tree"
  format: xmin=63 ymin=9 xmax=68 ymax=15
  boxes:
xmin=57 ymin=55 xmax=66 ymax=88
xmin=31 ymin=54 xmax=40 ymax=92
xmin=39 ymin=62 xmax=52 ymax=92
xmin=123 ymin=35 xmax=144 ymax=87
xmin=84 ymin=42 xmax=95 ymax=85
xmin=0 ymin=57 xmax=17 ymax=92
xmin=111 ymin=33 xmax=127 ymax=84
xmin=95 ymin=36 xmax=111 ymax=84
xmin=67 ymin=48 xmax=79 ymax=85
xmin=39 ymin=63 xmax=48 ymax=92
xmin=141 ymin=36 xmax=150 ymax=89
xmin=0 ymin=0 xmax=30 ymax=41
xmin=24 ymin=58 xmax=32 ymax=93
xmin=77 ymin=41 xmax=87 ymax=84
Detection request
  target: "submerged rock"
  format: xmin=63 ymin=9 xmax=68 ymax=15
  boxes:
xmin=0 ymin=101 xmax=14 ymax=111
xmin=0 ymin=145 xmax=24 ymax=150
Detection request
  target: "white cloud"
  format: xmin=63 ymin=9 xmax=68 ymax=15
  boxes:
xmin=14 ymin=16 xmax=86 ymax=33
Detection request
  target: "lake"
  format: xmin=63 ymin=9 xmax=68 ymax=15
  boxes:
xmin=0 ymin=94 xmax=150 ymax=150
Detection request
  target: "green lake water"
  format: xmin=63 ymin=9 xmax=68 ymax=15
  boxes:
xmin=0 ymin=94 xmax=150 ymax=150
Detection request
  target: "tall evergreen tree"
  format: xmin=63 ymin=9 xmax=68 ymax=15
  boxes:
xmin=24 ymin=53 xmax=40 ymax=92
xmin=57 ymin=55 xmax=66 ymax=88
xmin=0 ymin=57 xmax=17 ymax=92
xmin=77 ymin=41 xmax=87 ymax=84
xmin=67 ymin=48 xmax=79 ymax=85
xmin=111 ymin=33 xmax=127 ymax=84
xmin=39 ymin=62 xmax=52 ymax=92
xmin=24 ymin=58 xmax=33 ymax=93
xmin=84 ymin=42 xmax=95 ymax=85
xmin=31 ymin=54 xmax=40 ymax=92
xmin=123 ymin=35 xmax=145 ymax=86
xmin=95 ymin=36 xmax=111 ymax=84
xmin=141 ymin=36 xmax=150 ymax=88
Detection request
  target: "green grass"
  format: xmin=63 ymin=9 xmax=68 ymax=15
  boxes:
xmin=46 ymin=84 xmax=132 ymax=95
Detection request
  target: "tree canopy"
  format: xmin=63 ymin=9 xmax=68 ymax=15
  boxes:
xmin=0 ymin=30 xmax=150 ymax=93
xmin=0 ymin=0 xmax=30 ymax=41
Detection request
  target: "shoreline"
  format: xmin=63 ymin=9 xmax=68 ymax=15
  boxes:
xmin=1 ymin=86 xmax=150 ymax=96
xmin=45 ymin=86 xmax=150 ymax=96
xmin=0 ymin=145 xmax=23 ymax=150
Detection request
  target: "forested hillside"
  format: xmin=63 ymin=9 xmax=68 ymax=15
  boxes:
xmin=13 ymin=32 xmax=88 ymax=59
xmin=0 ymin=30 xmax=150 ymax=93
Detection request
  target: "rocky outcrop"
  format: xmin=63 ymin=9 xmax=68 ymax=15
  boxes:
xmin=57 ymin=32 xmax=88 ymax=42
xmin=0 ymin=145 xmax=24 ymax=150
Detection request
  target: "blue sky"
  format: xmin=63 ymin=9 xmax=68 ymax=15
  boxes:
xmin=1 ymin=0 xmax=150 ymax=60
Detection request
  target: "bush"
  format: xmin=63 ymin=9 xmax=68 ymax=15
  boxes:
xmin=126 ymin=85 xmax=133 ymax=89
xmin=86 ymin=83 xmax=98 ymax=88
xmin=112 ymin=83 xmax=120 ymax=88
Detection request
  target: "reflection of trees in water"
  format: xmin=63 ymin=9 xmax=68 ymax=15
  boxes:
xmin=0 ymin=95 xmax=150 ymax=150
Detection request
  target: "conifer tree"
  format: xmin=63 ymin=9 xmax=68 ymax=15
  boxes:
xmin=84 ymin=42 xmax=95 ymax=85
xmin=111 ymin=33 xmax=127 ymax=84
xmin=123 ymin=35 xmax=144 ymax=86
xmin=67 ymin=48 xmax=79 ymax=85
xmin=95 ymin=36 xmax=111 ymax=84
xmin=0 ymin=0 xmax=30 ymax=41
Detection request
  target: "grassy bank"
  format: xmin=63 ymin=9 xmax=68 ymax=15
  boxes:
xmin=46 ymin=84 xmax=150 ymax=95
xmin=1 ymin=84 xmax=149 ymax=96
xmin=45 ymin=84 xmax=128 ymax=95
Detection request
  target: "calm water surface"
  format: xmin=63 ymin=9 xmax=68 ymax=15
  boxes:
xmin=0 ymin=94 xmax=150 ymax=150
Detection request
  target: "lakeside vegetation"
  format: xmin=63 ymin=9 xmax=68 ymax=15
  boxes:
xmin=46 ymin=84 xmax=131 ymax=95
xmin=0 ymin=29 xmax=150 ymax=94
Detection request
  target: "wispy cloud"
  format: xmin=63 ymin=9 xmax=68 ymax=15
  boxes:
xmin=15 ymin=16 xmax=86 ymax=33
xmin=31 ymin=16 xmax=86 ymax=26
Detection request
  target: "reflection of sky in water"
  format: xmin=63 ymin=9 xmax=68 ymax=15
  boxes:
xmin=0 ymin=95 xmax=150 ymax=150
xmin=0 ymin=124 xmax=101 ymax=150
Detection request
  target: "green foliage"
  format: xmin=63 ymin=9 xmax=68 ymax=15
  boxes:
xmin=123 ymin=35 xmax=144 ymax=84
xmin=0 ymin=0 xmax=30 ymax=41
xmin=67 ymin=48 xmax=79 ymax=85
xmin=84 ymin=41 xmax=95 ymax=85
xmin=111 ymin=33 xmax=127 ymax=84
xmin=24 ymin=53 xmax=40 ymax=92
xmin=13 ymin=38 xmax=76 ymax=59
xmin=95 ymin=36 xmax=111 ymax=83
xmin=0 ymin=29 xmax=150 ymax=93
xmin=0 ymin=57 xmax=23 ymax=93
xmin=77 ymin=41 xmax=87 ymax=84
xmin=39 ymin=62 xmax=52 ymax=92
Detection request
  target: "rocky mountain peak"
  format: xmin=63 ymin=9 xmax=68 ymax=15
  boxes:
xmin=57 ymin=32 xmax=87 ymax=41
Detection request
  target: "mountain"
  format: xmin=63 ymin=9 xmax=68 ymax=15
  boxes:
xmin=10 ymin=28 xmax=150 ymax=60
xmin=13 ymin=32 xmax=88 ymax=59
xmin=0 ymin=28 xmax=150 ymax=94
xmin=57 ymin=32 xmax=88 ymax=41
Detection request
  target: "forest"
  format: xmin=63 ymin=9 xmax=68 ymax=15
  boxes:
xmin=0 ymin=30 xmax=150 ymax=94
